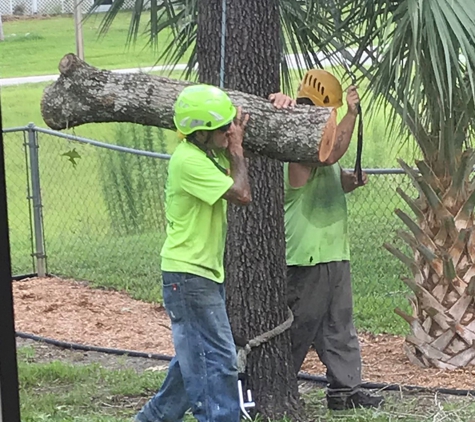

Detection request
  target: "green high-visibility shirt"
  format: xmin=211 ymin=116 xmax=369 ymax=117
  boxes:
xmin=284 ymin=163 xmax=350 ymax=266
xmin=160 ymin=141 xmax=233 ymax=283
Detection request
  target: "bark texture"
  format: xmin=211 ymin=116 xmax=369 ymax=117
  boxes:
xmin=198 ymin=0 xmax=303 ymax=419
xmin=40 ymin=54 xmax=336 ymax=163
xmin=389 ymin=154 xmax=475 ymax=370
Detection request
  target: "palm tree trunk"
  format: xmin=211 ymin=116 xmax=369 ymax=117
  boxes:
xmin=387 ymin=154 xmax=475 ymax=369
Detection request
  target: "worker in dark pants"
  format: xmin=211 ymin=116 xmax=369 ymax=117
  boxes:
xmin=269 ymin=69 xmax=384 ymax=411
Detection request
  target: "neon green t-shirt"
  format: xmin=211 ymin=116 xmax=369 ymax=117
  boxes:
xmin=160 ymin=141 xmax=233 ymax=283
xmin=284 ymin=163 xmax=350 ymax=266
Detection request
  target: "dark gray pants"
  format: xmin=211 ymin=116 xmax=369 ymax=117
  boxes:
xmin=287 ymin=261 xmax=362 ymax=391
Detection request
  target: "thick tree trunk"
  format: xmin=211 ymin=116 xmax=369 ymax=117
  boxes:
xmin=40 ymin=54 xmax=336 ymax=163
xmin=198 ymin=0 xmax=303 ymax=420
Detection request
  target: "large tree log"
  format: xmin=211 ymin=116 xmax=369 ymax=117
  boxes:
xmin=40 ymin=54 xmax=337 ymax=163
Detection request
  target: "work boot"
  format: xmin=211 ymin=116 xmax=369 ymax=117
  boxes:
xmin=327 ymin=388 xmax=384 ymax=410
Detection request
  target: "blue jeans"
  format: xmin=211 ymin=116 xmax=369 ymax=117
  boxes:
xmin=135 ymin=272 xmax=240 ymax=422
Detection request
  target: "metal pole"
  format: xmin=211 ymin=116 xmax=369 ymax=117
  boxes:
xmin=32 ymin=0 xmax=38 ymax=14
xmin=0 ymin=91 xmax=21 ymax=422
xmin=27 ymin=124 xmax=46 ymax=277
xmin=0 ymin=13 xmax=4 ymax=42
xmin=219 ymin=0 xmax=226 ymax=88
xmin=73 ymin=0 xmax=85 ymax=60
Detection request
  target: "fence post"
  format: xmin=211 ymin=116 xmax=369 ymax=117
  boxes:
xmin=27 ymin=124 xmax=46 ymax=277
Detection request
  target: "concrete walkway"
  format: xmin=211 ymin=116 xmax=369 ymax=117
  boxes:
xmin=0 ymin=50 xmax=365 ymax=87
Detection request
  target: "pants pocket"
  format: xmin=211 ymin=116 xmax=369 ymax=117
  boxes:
xmin=163 ymin=281 xmax=185 ymax=323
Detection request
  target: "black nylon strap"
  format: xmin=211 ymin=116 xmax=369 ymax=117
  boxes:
xmin=343 ymin=62 xmax=364 ymax=184
xmin=354 ymin=103 xmax=363 ymax=184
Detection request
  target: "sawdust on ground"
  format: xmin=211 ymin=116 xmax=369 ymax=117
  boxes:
xmin=12 ymin=276 xmax=475 ymax=390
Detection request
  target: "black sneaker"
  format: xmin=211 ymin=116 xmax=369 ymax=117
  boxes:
xmin=327 ymin=389 xmax=384 ymax=410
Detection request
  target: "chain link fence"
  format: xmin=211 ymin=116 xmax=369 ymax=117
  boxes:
xmin=3 ymin=124 xmax=414 ymax=334
xmin=1 ymin=0 xmax=138 ymax=17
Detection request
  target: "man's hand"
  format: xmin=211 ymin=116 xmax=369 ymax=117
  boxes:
xmin=346 ymin=86 xmax=360 ymax=117
xmin=227 ymin=106 xmax=249 ymax=153
xmin=269 ymin=92 xmax=296 ymax=109
xmin=341 ymin=170 xmax=368 ymax=193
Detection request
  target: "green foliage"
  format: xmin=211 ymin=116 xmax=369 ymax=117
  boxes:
xmin=337 ymin=0 xmax=475 ymax=169
xmin=62 ymin=148 xmax=82 ymax=168
xmin=100 ymin=124 xmax=168 ymax=236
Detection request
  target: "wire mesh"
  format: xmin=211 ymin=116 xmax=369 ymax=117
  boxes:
xmin=36 ymin=126 xmax=169 ymax=302
xmin=1 ymin=0 xmax=138 ymax=16
xmin=347 ymin=172 xmax=415 ymax=335
xmin=5 ymin=125 xmax=421 ymax=335
xmin=2 ymin=129 xmax=35 ymax=276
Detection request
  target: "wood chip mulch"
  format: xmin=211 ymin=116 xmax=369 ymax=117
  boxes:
xmin=12 ymin=277 xmax=475 ymax=390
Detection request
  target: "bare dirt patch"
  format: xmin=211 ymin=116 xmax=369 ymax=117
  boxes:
xmin=13 ymin=276 xmax=475 ymax=390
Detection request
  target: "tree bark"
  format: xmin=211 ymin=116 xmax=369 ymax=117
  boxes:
xmin=40 ymin=54 xmax=337 ymax=164
xmin=198 ymin=0 xmax=303 ymax=420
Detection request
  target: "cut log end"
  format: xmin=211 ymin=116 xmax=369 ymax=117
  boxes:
xmin=59 ymin=53 xmax=83 ymax=77
xmin=318 ymin=108 xmax=337 ymax=162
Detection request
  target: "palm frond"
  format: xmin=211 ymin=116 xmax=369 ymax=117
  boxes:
xmin=349 ymin=0 xmax=475 ymax=167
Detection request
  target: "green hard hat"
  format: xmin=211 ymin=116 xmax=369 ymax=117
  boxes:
xmin=173 ymin=84 xmax=236 ymax=135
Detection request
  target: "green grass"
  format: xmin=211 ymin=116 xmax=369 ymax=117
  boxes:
xmin=0 ymin=12 xmax=191 ymax=78
xmin=19 ymin=358 xmax=166 ymax=421
xmin=17 ymin=348 xmax=475 ymax=422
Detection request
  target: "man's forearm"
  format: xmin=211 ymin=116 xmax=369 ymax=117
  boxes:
xmin=325 ymin=113 xmax=357 ymax=164
xmin=224 ymin=147 xmax=252 ymax=205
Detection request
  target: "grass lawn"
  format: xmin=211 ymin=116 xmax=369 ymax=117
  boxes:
xmin=0 ymin=12 xmax=189 ymax=78
xmin=17 ymin=345 xmax=475 ymax=422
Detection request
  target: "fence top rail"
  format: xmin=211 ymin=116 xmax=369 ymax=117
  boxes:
xmin=3 ymin=124 xmax=411 ymax=173
xmin=31 ymin=126 xmax=172 ymax=160
xmin=2 ymin=126 xmax=29 ymax=134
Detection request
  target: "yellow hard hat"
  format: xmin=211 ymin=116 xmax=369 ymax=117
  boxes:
xmin=297 ymin=69 xmax=343 ymax=108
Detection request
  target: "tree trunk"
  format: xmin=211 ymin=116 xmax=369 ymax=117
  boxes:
xmin=387 ymin=154 xmax=475 ymax=369
xmin=198 ymin=0 xmax=303 ymax=420
xmin=40 ymin=54 xmax=337 ymax=164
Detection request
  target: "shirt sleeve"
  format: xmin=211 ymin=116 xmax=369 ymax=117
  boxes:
xmin=179 ymin=154 xmax=234 ymax=205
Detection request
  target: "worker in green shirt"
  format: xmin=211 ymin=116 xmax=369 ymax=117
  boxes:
xmin=269 ymin=69 xmax=384 ymax=410
xmin=135 ymin=84 xmax=251 ymax=422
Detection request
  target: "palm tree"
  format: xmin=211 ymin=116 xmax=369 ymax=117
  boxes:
xmin=334 ymin=0 xmax=475 ymax=370
xmin=92 ymin=0 xmax=475 ymax=374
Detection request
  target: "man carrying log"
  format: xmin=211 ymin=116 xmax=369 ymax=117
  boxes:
xmin=135 ymin=84 xmax=251 ymax=422
xmin=269 ymin=70 xmax=384 ymax=410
